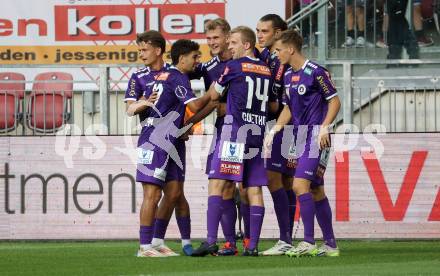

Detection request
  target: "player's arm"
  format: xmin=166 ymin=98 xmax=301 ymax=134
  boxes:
xmin=317 ymin=69 xmax=341 ymax=149
xmin=126 ymin=92 xmax=158 ymax=116
xmin=268 ymin=101 xmax=279 ymax=114
xmin=319 ymin=96 xmax=341 ymax=149
xmin=186 ymin=91 xmax=212 ymax=114
xmin=264 ymin=104 xmax=291 ymax=152
xmin=185 ymin=83 xmax=219 ymax=125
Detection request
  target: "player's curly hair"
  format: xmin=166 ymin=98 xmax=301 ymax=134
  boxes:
xmin=277 ymin=29 xmax=303 ymax=51
xmin=170 ymin=39 xmax=200 ymax=65
xmin=136 ymin=30 xmax=166 ymax=55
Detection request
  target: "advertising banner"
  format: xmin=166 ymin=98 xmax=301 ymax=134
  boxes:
xmin=1 ymin=133 xmax=439 ymax=239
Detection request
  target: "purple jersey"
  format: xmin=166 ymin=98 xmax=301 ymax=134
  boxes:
xmin=215 ymin=56 xmax=276 ymax=146
xmin=260 ymin=47 xmax=289 ymax=121
xmin=283 ymin=60 xmax=337 ymax=128
xmin=124 ymin=63 xmax=171 ymax=122
xmin=138 ymin=66 xmax=197 ymax=149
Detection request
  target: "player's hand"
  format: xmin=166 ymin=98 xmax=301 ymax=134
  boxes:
xmin=216 ymin=103 xmax=226 ymax=118
xmin=147 ymin=92 xmax=158 ymax=103
xmin=126 ymin=100 xmax=154 ymax=116
xmin=318 ymin=125 xmax=331 ymax=150
xmin=263 ymin=130 xmax=276 ymax=158
xmin=179 ymin=124 xmax=194 ymax=141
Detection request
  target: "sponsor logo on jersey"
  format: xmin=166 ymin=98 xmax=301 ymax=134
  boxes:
xmin=325 ymin=70 xmax=336 ymax=88
xmin=221 ymin=141 xmax=244 ymax=163
xmin=287 ymin=159 xmax=297 ymax=168
xmin=304 ymin=67 xmax=313 ymax=75
xmin=218 ymin=66 xmax=229 ymax=83
xmin=220 ymin=162 xmax=241 ymax=175
xmin=129 ymin=79 xmax=136 ymax=97
xmin=291 ymin=75 xmax=300 ymax=82
xmin=275 ymin=64 xmax=284 ymax=81
xmin=317 ymin=75 xmax=330 ymax=94
xmin=241 ymin=63 xmax=271 ymax=76
xmin=298 ymin=84 xmax=307 ymax=95
xmin=155 ymin=72 xmax=170 ymax=81
xmin=137 ymin=148 xmax=154 ymax=164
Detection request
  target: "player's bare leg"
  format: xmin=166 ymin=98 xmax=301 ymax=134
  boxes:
xmin=242 ymin=186 xmax=265 ymax=256
xmin=312 ymin=185 xmax=339 ymax=257
xmin=138 ymin=183 xmax=165 ymax=257
xmin=285 ymin=178 xmax=318 ymax=257
xmin=218 ymin=181 xmax=238 ymax=256
xmin=260 ymin=170 xmax=292 ymax=256
xmin=151 ymin=180 xmax=182 ymax=256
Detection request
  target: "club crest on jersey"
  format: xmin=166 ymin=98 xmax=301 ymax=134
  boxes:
xmin=298 ymin=84 xmax=307 ymax=95
xmin=221 ymin=141 xmax=244 ymax=163
xmin=175 ymin=85 xmax=188 ymax=99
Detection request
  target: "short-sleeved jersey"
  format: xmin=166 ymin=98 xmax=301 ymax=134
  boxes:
xmin=260 ymin=47 xmax=289 ymax=121
xmin=139 ymin=66 xmax=197 ymax=148
xmin=190 ymin=56 xmax=230 ymax=103
xmin=124 ymin=63 xmax=171 ymax=122
xmin=283 ymin=60 xmax=337 ymax=127
xmin=215 ymin=56 xmax=276 ymax=146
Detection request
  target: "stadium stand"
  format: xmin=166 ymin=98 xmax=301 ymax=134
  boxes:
xmin=0 ymin=72 xmax=25 ymax=133
xmin=26 ymin=72 xmax=73 ymax=133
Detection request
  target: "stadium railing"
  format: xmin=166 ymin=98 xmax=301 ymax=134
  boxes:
xmin=286 ymin=0 xmax=440 ymax=61
xmin=0 ymin=60 xmax=439 ymax=135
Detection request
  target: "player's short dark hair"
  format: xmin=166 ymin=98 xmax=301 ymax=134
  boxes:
xmin=136 ymin=30 xmax=166 ymax=55
xmin=231 ymin=26 xmax=256 ymax=49
xmin=259 ymin=14 xmax=288 ymax=31
xmin=205 ymin=18 xmax=231 ymax=34
xmin=277 ymin=29 xmax=303 ymax=51
xmin=170 ymin=39 xmax=200 ymax=65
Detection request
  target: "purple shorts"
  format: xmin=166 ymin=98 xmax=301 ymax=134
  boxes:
xmin=265 ymin=130 xmax=296 ymax=176
xmin=136 ymin=140 xmax=186 ymax=187
xmin=208 ymin=139 xmax=267 ymax=188
xmin=205 ymin=116 xmax=224 ymax=175
xmin=293 ymin=146 xmax=330 ymax=188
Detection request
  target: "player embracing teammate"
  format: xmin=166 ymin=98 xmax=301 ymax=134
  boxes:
xmin=127 ymin=16 xmax=340 ymax=258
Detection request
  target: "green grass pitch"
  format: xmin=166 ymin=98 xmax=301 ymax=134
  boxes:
xmin=1 ymin=240 xmax=440 ymax=275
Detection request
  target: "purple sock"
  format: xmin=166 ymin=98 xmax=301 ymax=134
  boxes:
xmin=298 ymin=193 xmax=316 ymax=244
xmin=271 ymin=188 xmax=291 ymax=244
xmin=139 ymin=225 xmax=153 ymax=245
xmin=176 ymin=216 xmax=191 ymax=240
xmin=286 ymin=189 xmax=296 ymax=237
xmin=315 ymin=197 xmax=337 ymax=248
xmin=249 ymin=205 xmax=265 ymax=250
xmin=240 ymin=203 xmax=250 ymax=239
xmin=153 ymin=218 xmax=169 ymax=239
xmin=207 ymin=195 xmax=223 ymax=245
xmin=220 ymin=199 xmax=237 ymax=245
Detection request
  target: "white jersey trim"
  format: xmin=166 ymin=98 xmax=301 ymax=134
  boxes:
xmin=214 ymin=81 xmax=225 ymax=94
xmin=123 ymin=97 xmax=137 ymax=102
xmin=184 ymin=97 xmax=197 ymax=105
xmin=325 ymin=93 xmax=338 ymax=101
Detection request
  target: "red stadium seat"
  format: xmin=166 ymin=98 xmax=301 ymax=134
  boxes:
xmin=0 ymin=72 xmax=25 ymax=133
xmin=27 ymin=72 xmax=73 ymax=133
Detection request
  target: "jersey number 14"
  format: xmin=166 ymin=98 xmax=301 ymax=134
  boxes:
xmin=245 ymin=76 xmax=269 ymax=112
